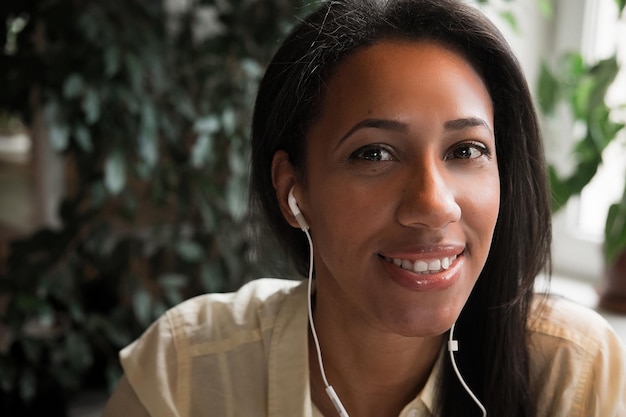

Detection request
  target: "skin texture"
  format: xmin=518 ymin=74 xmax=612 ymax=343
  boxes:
xmin=272 ymin=40 xmax=500 ymax=417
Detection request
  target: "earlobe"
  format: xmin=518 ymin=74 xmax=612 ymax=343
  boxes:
xmin=271 ymin=150 xmax=301 ymax=229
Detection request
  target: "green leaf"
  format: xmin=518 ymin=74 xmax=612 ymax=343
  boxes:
xmin=222 ymin=108 xmax=237 ymax=135
xmin=82 ymin=89 xmax=101 ymax=125
xmin=138 ymin=104 xmax=158 ymax=167
xmin=141 ymin=103 xmax=157 ymax=134
xmin=104 ymin=151 xmax=126 ymax=194
xmin=49 ymin=123 xmax=70 ymax=152
xmin=138 ymin=131 xmax=158 ymax=168
xmin=565 ymin=53 xmax=586 ymax=78
xmin=65 ymin=332 xmax=93 ymax=371
xmin=198 ymin=196 xmax=217 ymax=229
xmin=37 ymin=303 xmax=55 ymax=329
xmin=158 ymin=273 xmax=188 ymax=289
xmin=176 ymin=240 xmax=204 ymax=262
xmin=63 ymin=74 xmax=85 ymax=99
xmin=174 ymin=94 xmax=196 ymax=121
xmin=605 ymin=185 xmax=626 ymax=261
xmin=587 ymin=56 xmax=619 ymax=109
xmin=125 ymin=53 xmax=143 ymax=93
xmin=572 ymin=77 xmax=594 ymax=118
xmin=499 ymin=11 xmax=519 ymax=33
xmin=201 ymin=262 xmax=224 ymax=293
xmin=617 ymin=0 xmax=626 ymax=14
xmin=152 ymin=301 xmax=168 ymax=319
xmin=587 ymin=106 xmax=617 ymax=151
xmin=132 ymin=288 xmax=152 ymax=327
xmin=74 ymin=125 xmax=93 ymax=152
xmin=240 ymin=58 xmax=262 ymax=79
xmin=68 ymin=302 xmax=85 ymax=324
xmin=225 ymin=176 xmax=246 ymax=220
xmin=191 ymin=134 xmax=214 ymax=168
xmin=536 ymin=0 xmax=553 ymax=18
xmin=228 ymin=145 xmax=247 ymax=176
xmin=537 ymin=61 xmax=559 ymax=114
xmin=163 ymin=288 xmax=183 ymax=306
xmin=549 ymin=165 xmax=574 ymax=212
xmin=194 ymin=116 xmax=220 ymax=134
xmin=104 ymin=47 xmax=121 ymax=77
xmin=89 ymin=182 xmax=107 ymax=207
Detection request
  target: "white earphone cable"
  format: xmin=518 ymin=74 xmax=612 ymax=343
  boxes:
xmin=305 ymin=229 xmax=330 ymax=388
xmin=304 ymin=228 xmax=350 ymax=417
xmin=448 ymin=322 xmax=487 ymax=417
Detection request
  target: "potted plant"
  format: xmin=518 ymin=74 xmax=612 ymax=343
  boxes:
xmin=538 ymin=4 xmax=626 ymax=312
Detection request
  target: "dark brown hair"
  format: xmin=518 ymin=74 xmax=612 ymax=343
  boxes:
xmin=250 ymin=1 xmax=552 ymax=415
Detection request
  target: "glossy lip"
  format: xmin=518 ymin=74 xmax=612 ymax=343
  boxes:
xmin=378 ymin=247 xmax=465 ymax=291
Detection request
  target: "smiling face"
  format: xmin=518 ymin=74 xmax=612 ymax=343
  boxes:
xmin=283 ymin=40 xmax=499 ymax=337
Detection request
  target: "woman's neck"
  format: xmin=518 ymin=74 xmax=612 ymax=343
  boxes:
xmin=308 ymin=295 xmax=443 ymax=417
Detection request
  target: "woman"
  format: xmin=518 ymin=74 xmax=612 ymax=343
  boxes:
xmin=103 ymin=1 xmax=626 ymax=416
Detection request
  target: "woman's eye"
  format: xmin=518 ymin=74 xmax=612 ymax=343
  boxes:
xmin=447 ymin=143 xmax=490 ymax=160
xmin=350 ymin=145 xmax=394 ymax=162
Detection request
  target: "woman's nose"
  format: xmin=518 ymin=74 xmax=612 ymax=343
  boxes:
xmin=395 ymin=161 xmax=462 ymax=229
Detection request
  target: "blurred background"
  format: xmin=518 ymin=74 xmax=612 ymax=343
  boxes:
xmin=0 ymin=0 xmax=624 ymax=416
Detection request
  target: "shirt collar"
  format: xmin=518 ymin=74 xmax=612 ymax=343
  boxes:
xmin=267 ymin=280 xmax=442 ymax=417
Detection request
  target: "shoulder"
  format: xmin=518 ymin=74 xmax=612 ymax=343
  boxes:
xmin=528 ymin=294 xmax=616 ymax=352
xmin=125 ymin=278 xmax=305 ymax=355
xmin=163 ymin=278 xmax=305 ymax=338
xmin=116 ymin=278 xmax=307 ymax=417
xmin=528 ymin=294 xmax=626 ymax=417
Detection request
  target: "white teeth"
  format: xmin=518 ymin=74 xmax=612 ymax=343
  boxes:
xmin=441 ymin=257 xmax=451 ymax=269
xmin=428 ymin=259 xmax=441 ymax=271
xmin=387 ymin=255 xmax=458 ymax=274
xmin=414 ymin=261 xmax=428 ymax=273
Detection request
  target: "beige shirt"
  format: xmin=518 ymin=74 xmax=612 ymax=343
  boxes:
xmin=102 ymin=278 xmax=626 ymax=417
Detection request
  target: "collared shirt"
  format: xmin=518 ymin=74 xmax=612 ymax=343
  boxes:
xmin=102 ymin=278 xmax=626 ymax=417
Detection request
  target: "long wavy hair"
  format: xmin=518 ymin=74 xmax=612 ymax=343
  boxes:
xmin=250 ymin=1 xmax=552 ymax=415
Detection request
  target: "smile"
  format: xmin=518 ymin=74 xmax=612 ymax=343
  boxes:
xmin=382 ymin=255 xmax=458 ymax=274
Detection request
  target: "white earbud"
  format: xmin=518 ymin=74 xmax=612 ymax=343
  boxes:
xmin=288 ymin=187 xmax=309 ymax=231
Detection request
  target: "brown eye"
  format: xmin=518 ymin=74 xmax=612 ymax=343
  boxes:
xmin=447 ymin=142 xmax=490 ymax=160
xmin=351 ymin=145 xmax=394 ymax=162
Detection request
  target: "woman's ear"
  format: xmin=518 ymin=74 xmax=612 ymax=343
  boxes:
xmin=271 ymin=150 xmax=301 ymax=229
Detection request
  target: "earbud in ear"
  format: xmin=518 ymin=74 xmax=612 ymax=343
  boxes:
xmin=288 ymin=187 xmax=309 ymax=231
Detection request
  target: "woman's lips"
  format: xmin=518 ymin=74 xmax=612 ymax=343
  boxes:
xmin=378 ymin=250 xmax=464 ymax=291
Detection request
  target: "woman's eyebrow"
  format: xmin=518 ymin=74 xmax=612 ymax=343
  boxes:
xmin=444 ymin=117 xmax=492 ymax=132
xmin=336 ymin=116 xmax=492 ymax=148
xmin=337 ymin=118 xmax=409 ymax=145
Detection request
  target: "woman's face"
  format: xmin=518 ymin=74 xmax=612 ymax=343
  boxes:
xmin=296 ymin=41 xmax=499 ymax=337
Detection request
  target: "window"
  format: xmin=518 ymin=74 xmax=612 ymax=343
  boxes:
xmin=475 ymin=0 xmax=626 ymax=280
xmin=553 ymin=0 xmax=626 ymax=280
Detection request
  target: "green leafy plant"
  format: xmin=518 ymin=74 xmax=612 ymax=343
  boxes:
xmin=538 ymin=5 xmax=626 ymax=263
xmin=0 ymin=0 xmax=311 ymax=415
xmin=478 ymin=0 xmax=626 ymax=264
